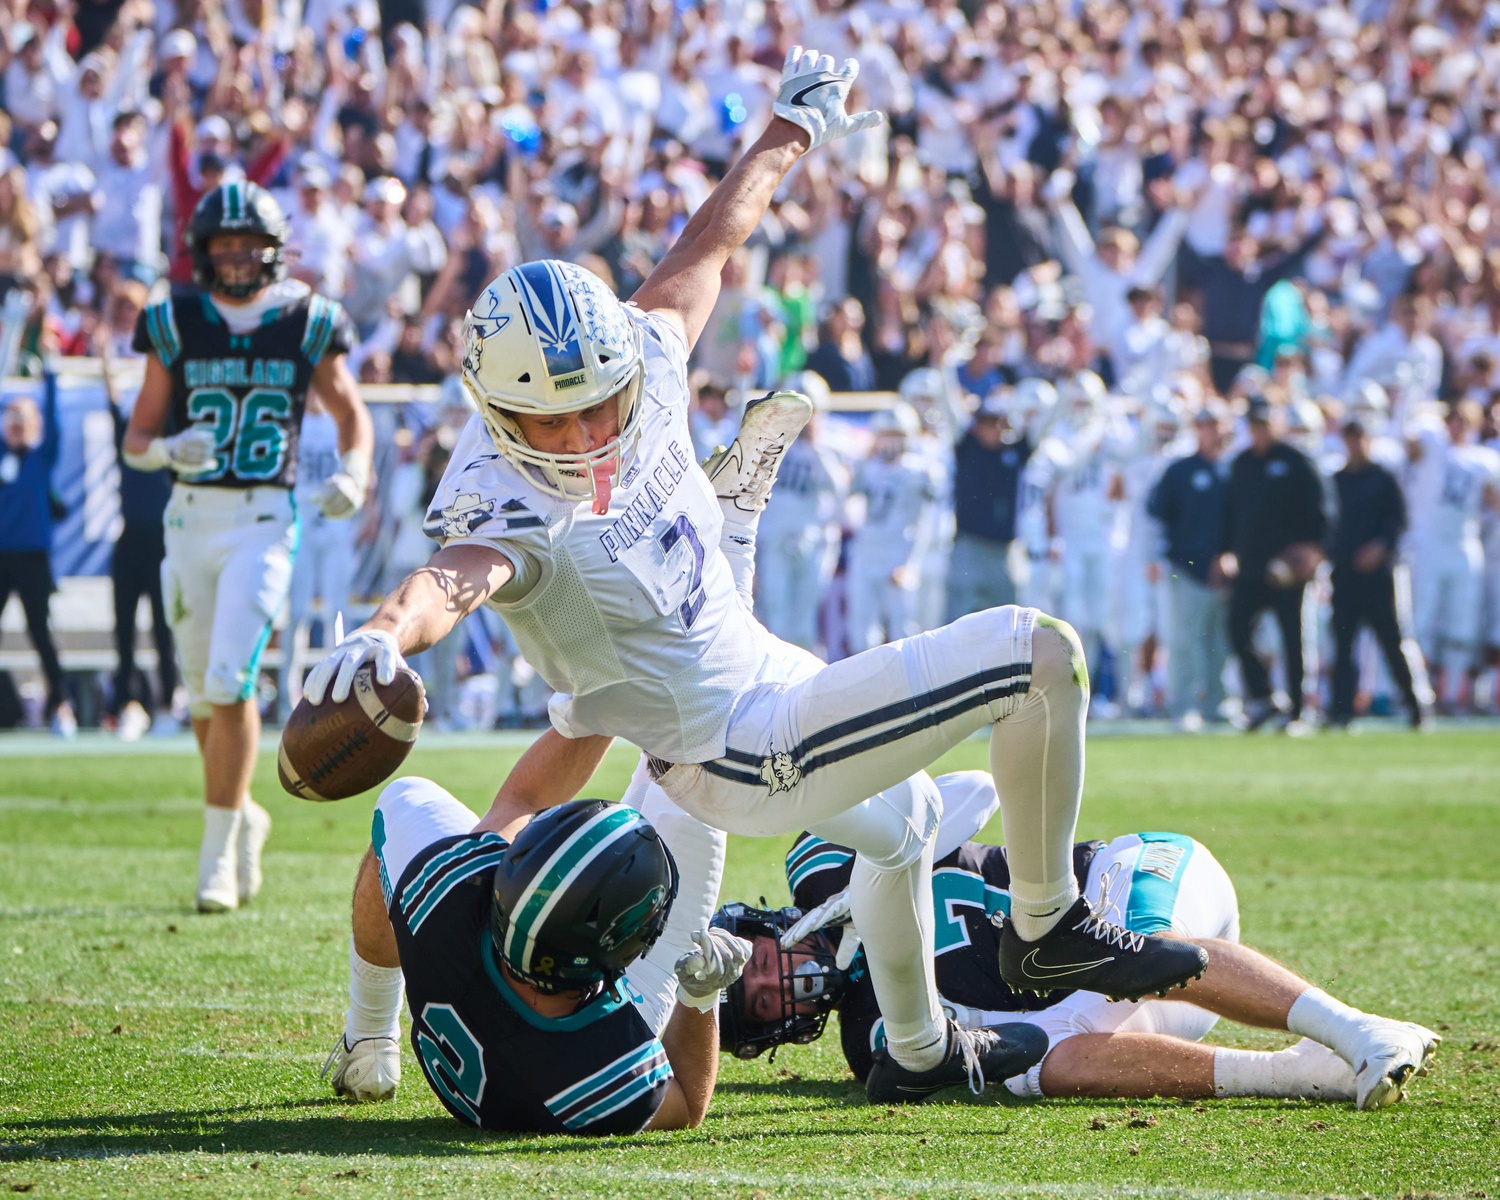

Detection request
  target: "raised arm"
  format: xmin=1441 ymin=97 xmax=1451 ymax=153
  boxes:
xmin=632 ymin=47 xmax=882 ymax=352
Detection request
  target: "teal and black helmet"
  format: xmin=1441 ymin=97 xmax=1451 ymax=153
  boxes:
xmin=491 ymin=800 xmax=678 ymax=995
xmin=185 ymin=181 xmax=289 ymax=298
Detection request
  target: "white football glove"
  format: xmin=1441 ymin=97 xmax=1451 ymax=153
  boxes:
xmin=772 ymin=45 xmax=884 ymax=152
xmin=779 ymin=889 xmax=862 ymax=971
xmin=303 ymin=628 xmax=407 ymax=705
xmin=673 ymin=928 xmax=753 ymax=1013
xmin=125 ymin=429 xmax=219 ymax=476
xmin=314 ymin=450 xmax=372 ymax=519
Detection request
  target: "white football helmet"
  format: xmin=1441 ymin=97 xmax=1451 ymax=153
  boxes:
xmin=461 ymin=260 xmax=645 ymax=501
xmin=783 ymin=369 xmax=832 ymax=410
xmin=898 ymin=366 xmax=945 ymax=407
xmin=1286 ymin=397 xmax=1327 ymax=453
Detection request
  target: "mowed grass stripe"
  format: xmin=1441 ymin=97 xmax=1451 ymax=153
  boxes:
xmin=0 ymin=732 xmax=1495 ymax=1199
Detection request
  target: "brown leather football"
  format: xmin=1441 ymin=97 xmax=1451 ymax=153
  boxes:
xmin=278 ymin=665 xmax=426 ymax=801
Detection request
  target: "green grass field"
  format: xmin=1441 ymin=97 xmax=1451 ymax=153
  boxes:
xmin=1 ymin=729 xmax=1496 ymax=1199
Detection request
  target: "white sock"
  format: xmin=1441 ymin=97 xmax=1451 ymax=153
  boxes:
xmin=849 ymin=842 xmax=946 ymax=1072
xmin=346 ymin=943 xmax=405 ymax=1042
xmin=1008 ymin=883 xmax=1081 ymax=941
xmin=1287 ymin=987 xmax=1371 ymax=1065
xmin=719 ymin=510 xmax=759 ymax=609
xmin=1213 ymin=1039 xmax=1356 ymax=1101
xmin=198 ymin=805 xmax=242 ymax=889
xmin=886 ymin=1022 xmax=949 ymax=1074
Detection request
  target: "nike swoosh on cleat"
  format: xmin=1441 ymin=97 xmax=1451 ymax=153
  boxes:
xmin=1019 ymin=948 xmax=1115 ymax=979
xmin=791 ymin=81 xmax=840 ymax=107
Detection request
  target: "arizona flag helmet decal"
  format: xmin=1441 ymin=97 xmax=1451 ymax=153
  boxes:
xmin=513 ymin=261 xmax=586 ymax=380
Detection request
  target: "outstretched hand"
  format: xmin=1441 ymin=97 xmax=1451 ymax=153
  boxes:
xmin=772 ymin=45 xmax=885 ymax=152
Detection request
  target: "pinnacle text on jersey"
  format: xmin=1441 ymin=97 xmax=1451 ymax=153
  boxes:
xmin=598 ymin=440 xmax=692 ymax=562
xmin=183 ymin=358 xmax=298 ymax=389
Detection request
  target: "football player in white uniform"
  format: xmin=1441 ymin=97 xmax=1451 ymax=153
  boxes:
xmin=846 ymin=404 xmax=940 ymax=652
xmin=124 ymin=184 xmax=373 ymax=912
xmin=1404 ymin=400 xmax=1500 ymax=710
xmin=1027 ymin=372 xmax=1130 ymax=697
xmin=1111 ymin=387 xmax=1186 ymax=715
xmin=307 ymin=48 xmax=1208 ymax=1106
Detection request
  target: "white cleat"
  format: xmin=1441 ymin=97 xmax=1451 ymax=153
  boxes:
xmin=237 ymin=798 xmax=272 ymax=906
xmin=701 ymin=390 xmax=814 ymax=512
xmin=1352 ymin=1020 xmax=1441 ymax=1110
xmin=196 ymin=807 xmax=242 ymax=913
xmin=1282 ymin=1038 xmax=1358 ymax=1102
xmin=322 ymin=1033 xmax=401 ymax=1102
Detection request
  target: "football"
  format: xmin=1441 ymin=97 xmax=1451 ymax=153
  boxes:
xmin=277 ymin=665 xmax=427 ymax=801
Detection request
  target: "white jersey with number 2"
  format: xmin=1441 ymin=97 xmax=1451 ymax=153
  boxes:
xmin=426 ymin=308 xmax=791 ymax=764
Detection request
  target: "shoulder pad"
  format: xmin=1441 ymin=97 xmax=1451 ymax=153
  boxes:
xmin=141 ymin=298 xmax=185 ymax=367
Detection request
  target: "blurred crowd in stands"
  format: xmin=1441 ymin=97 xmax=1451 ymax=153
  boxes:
xmin=3 ymin=0 xmax=1500 ymax=734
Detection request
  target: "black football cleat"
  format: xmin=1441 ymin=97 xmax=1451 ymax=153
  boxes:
xmin=865 ymin=1019 xmax=1048 ymax=1104
xmin=998 ymin=897 xmax=1209 ymax=1002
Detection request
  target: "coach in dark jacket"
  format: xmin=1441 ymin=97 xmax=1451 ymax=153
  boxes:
xmin=1219 ymin=396 xmax=1328 ymax=730
xmin=1327 ymin=419 xmax=1427 ymax=728
xmin=1148 ymin=402 xmax=1231 ymax=724
xmin=946 ymin=398 xmax=1032 ymax=620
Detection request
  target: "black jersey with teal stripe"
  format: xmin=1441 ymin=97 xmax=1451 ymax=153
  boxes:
xmin=132 ymin=289 xmax=354 ymax=490
xmin=786 ymin=832 xmax=1103 ymax=1082
xmin=387 ymin=830 xmax=672 ymax=1135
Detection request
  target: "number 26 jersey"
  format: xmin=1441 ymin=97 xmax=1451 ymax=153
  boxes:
xmin=133 ymin=285 xmax=355 ymax=490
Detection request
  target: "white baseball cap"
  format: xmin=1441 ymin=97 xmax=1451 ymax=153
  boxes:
xmin=196 ymin=115 xmax=232 ymax=142
xmin=161 ymin=29 xmax=197 ymax=59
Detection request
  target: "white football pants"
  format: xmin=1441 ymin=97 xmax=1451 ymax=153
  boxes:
xmin=654 ymin=605 xmax=1089 ymax=1056
xmin=162 ymin=484 xmax=297 ymax=718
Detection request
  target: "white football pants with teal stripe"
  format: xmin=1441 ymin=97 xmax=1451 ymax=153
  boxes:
xmin=162 ymin=483 xmax=297 ymax=718
xmin=1002 ymin=832 xmax=1240 ymax=1097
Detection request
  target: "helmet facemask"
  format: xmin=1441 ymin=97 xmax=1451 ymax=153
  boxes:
xmin=473 ymin=364 xmax=646 ymax=509
xmin=206 ymin=237 xmax=282 ymax=299
xmin=714 ymin=902 xmax=847 ymax=1061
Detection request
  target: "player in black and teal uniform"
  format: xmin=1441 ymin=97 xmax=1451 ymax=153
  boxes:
xmin=719 ymin=770 xmax=1440 ymax=1111
xmin=122 ymin=181 xmax=373 ymax=914
xmin=322 ymin=773 xmax=750 ymax=1135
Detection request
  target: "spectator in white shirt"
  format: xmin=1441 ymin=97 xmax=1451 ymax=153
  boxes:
xmin=89 ymin=112 xmax=162 ymax=284
xmin=4 ymin=24 xmax=74 ymax=135
xmin=344 ymin=176 xmax=419 ymax=336
xmin=284 ymin=164 xmax=352 ymax=297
